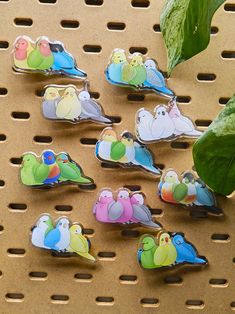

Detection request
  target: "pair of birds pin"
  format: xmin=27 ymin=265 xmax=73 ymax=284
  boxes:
xmin=105 ymin=48 xmax=174 ymax=97
xmin=138 ymin=232 xmax=207 ymax=269
xmin=158 ymin=169 xmax=223 ymax=216
xmin=20 ymin=150 xmax=93 ymax=188
xmin=93 ymin=188 xmax=161 ymax=228
xmin=31 ymin=215 xmax=95 ymax=262
xmin=13 ymin=36 xmax=86 ymax=78
xmin=42 ymin=84 xmax=112 ymax=124
xmin=136 ymin=99 xmax=202 ymax=143
xmin=96 ymin=127 xmax=161 ymax=175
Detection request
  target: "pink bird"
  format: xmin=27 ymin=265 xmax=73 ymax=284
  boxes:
xmin=38 ymin=39 xmax=51 ymax=56
xmin=108 ymin=189 xmax=133 ymax=223
xmin=130 ymin=193 xmax=161 ymax=228
xmin=14 ymin=37 xmax=29 ymax=60
xmin=93 ymin=190 xmax=115 ymax=223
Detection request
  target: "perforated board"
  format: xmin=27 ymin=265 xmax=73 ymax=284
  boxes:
xmin=0 ymin=0 xmax=235 ymax=313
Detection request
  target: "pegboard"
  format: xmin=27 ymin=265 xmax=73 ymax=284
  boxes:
xmin=0 ymin=0 xmax=235 ymax=313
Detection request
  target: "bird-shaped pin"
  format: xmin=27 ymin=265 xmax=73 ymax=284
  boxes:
xmin=31 ymin=215 xmax=54 ymax=249
xmin=138 ymin=236 xmax=159 ymax=269
xmin=143 ymin=59 xmax=174 ymax=97
xmin=67 ymin=225 xmax=96 ymax=262
xmin=34 ymin=150 xmax=60 ymax=185
xmin=106 ymin=49 xmax=128 ymax=84
xmin=108 ymin=189 xmax=133 ymax=223
xmin=78 ymin=90 xmax=112 ymax=124
xmin=118 ymin=132 xmax=135 ymax=164
xmin=20 ymin=153 xmax=43 ymax=186
xmin=154 ymin=232 xmax=177 ymax=267
xmin=159 ymin=170 xmax=180 ymax=204
xmin=49 ymin=42 xmax=87 ymax=78
xmin=172 ymin=234 xmax=207 ymax=265
xmin=27 ymin=38 xmax=54 ymax=70
xmin=56 ymin=153 xmax=92 ymax=184
xmin=132 ymin=142 xmax=161 ymax=174
xmin=130 ymin=193 xmax=161 ymax=228
xmin=44 ymin=217 xmax=70 ymax=252
xmin=56 ymin=86 xmax=81 ymax=121
xmin=173 ymin=172 xmax=197 ymax=205
xmin=135 ymin=108 xmax=155 ymax=142
xmin=96 ymin=128 xmax=118 ymax=161
xmin=42 ymin=87 xmax=61 ymax=119
xmin=13 ymin=36 xmax=34 ymax=70
xmin=122 ymin=53 xmax=147 ymax=87
xmin=93 ymin=189 xmax=115 ymax=223
xmin=168 ymin=99 xmax=202 ymax=138
xmin=152 ymin=105 xmax=175 ymax=140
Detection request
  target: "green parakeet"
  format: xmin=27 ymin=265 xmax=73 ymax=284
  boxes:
xmin=20 ymin=154 xmax=43 ymax=186
xmin=122 ymin=54 xmax=147 ymax=87
xmin=56 ymin=153 xmax=92 ymax=184
xmin=138 ymin=236 xmax=159 ymax=269
xmin=27 ymin=39 xmax=54 ymax=70
xmin=110 ymin=141 xmax=126 ymax=161
xmin=154 ymin=232 xmax=177 ymax=267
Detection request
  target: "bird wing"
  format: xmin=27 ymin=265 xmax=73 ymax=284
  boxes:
xmin=195 ymin=182 xmax=215 ymax=206
xmin=132 ymin=204 xmax=152 ymax=222
xmin=146 ymin=69 xmax=164 ymax=87
xmin=81 ymin=100 xmax=101 ymax=117
xmin=52 ymin=51 xmax=74 ymax=69
xmin=110 ymin=141 xmax=126 ymax=161
xmin=44 ymin=229 xmax=60 ymax=248
xmin=70 ymin=235 xmax=88 ymax=253
xmin=154 ymin=247 xmax=166 ymax=266
xmin=134 ymin=146 xmax=152 ymax=166
xmin=27 ymin=49 xmax=43 ymax=68
xmin=34 ymin=163 xmax=50 ymax=183
xmin=122 ymin=64 xmax=136 ymax=83
xmin=59 ymin=163 xmax=79 ymax=180
xmin=108 ymin=201 xmax=124 ymax=220
xmin=56 ymin=98 xmax=72 ymax=119
xmin=173 ymin=183 xmax=188 ymax=202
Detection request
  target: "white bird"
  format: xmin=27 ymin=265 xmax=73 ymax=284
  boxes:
xmin=31 ymin=215 xmax=53 ymax=249
xmin=56 ymin=87 xmax=81 ymax=121
xmin=168 ymin=101 xmax=202 ymax=137
xmin=151 ymin=105 xmax=175 ymax=139
xmin=136 ymin=108 xmax=154 ymax=142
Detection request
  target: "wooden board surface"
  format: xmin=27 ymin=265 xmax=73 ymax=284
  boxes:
xmin=0 ymin=0 xmax=235 ymax=313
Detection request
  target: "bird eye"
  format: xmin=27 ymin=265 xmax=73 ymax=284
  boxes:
xmin=161 ymin=238 xmax=163 ymax=241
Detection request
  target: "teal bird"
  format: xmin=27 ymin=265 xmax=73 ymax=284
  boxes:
xmin=132 ymin=142 xmax=161 ymax=175
xmin=56 ymin=153 xmax=92 ymax=184
xmin=106 ymin=49 xmax=128 ymax=84
xmin=122 ymin=53 xmax=147 ymax=87
xmin=27 ymin=39 xmax=54 ymax=70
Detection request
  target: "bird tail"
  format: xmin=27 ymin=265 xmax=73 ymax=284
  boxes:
xmin=92 ymin=116 xmax=112 ymax=124
xmin=62 ymin=67 xmax=87 ymax=78
xmin=193 ymin=257 xmax=207 ymax=264
xmin=147 ymin=85 xmax=175 ymax=97
xmin=141 ymin=220 xmax=162 ymax=229
xmin=73 ymin=177 xmax=92 ymax=184
xmin=77 ymin=251 xmax=96 ymax=262
xmin=184 ymin=130 xmax=203 ymax=137
xmin=204 ymin=205 xmax=223 ymax=216
xmin=142 ymin=165 xmax=161 ymax=175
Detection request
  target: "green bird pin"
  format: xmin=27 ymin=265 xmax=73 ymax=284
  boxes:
xmin=56 ymin=153 xmax=92 ymax=184
xmin=138 ymin=235 xmax=159 ymax=269
xmin=27 ymin=38 xmax=54 ymax=70
xmin=122 ymin=53 xmax=147 ymax=87
xmin=20 ymin=153 xmax=43 ymax=186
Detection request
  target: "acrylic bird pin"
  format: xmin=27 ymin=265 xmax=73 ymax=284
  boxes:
xmin=31 ymin=215 xmax=96 ymax=262
xmin=137 ymin=231 xmax=208 ymax=269
xmin=105 ymin=48 xmax=174 ymax=98
xmin=42 ymin=83 xmax=112 ymax=124
xmin=158 ymin=169 xmax=223 ymax=216
xmin=136 ymin=98 xmax=202 ymax=144
xmin=20 ymin=150 xmax=94 ymax=189
xmin=95 ymin=127 xmax=161 ymax=175
xmin=12 ymin=36 xmax=87 ymax=78
xmin=93 ymin=188 xmax=161 ymax=229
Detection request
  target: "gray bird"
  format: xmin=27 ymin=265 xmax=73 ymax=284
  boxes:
xmin=78 ymin=91 xmax=112 ymax=124
xmin=42 ymin=87 xmax=61 ymax=119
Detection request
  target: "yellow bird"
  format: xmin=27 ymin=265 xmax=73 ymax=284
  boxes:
xmin=56 ymin=87 xmax=81 ymax=121
xmin=153 ymin=232 xmax=177 ymax=267
xmin=67 ymin=225 xmax=96 ymax=262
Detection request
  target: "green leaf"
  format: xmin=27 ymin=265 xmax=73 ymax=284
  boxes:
xmin=160 ymin=0 xmax=225 ymax=75
xmin=193 ymin=94 xmax=235 ymax=196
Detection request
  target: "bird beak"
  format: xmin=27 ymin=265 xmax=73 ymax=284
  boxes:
xmin=137 ymin=116 xmax=141 ymax=123
xmin=165 ymin=237 xmax=169 ymax=243
xmin=63 ymin=223 xmax=68 ymax=228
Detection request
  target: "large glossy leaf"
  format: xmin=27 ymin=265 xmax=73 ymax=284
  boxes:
xmin=193 ymin=95 xmax=235 ymax=196
xmin=160 ymin=0 xmax=225 ymax=75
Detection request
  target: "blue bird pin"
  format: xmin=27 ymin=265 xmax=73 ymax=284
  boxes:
xmin=172 ymin=234 xmax=207 ymax=265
